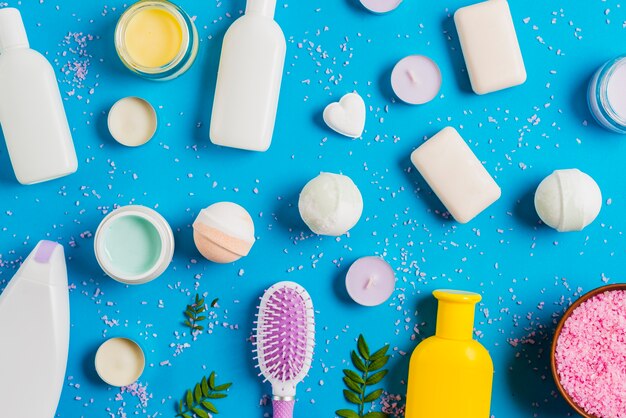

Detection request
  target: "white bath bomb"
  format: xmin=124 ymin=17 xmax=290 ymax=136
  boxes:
xmin=192 ymin=202 xmax=255 ymax=263
xmin=298 ymin=172 xmax=363 ymax=236
xmin=534 ymin=169 xmax=602 ymax=232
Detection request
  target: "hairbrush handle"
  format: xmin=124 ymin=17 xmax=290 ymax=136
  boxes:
xmin=273 ymin=398 xmax=295 ymax=418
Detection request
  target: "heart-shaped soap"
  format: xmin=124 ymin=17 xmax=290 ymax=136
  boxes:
xmin=323 ymin=92 xmax=366 ymax=138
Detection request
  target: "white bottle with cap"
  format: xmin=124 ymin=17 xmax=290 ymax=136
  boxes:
xmin=0 ymin=241 xmax=70 ymax=418
xmin=0 ymin=8 xmax=78 ymax=185
xmin=209 ymin=0 xmax=286 ymax=152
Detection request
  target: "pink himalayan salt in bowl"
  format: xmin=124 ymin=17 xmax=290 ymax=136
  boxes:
xmin=551 ymin=284 xmax=626 ymax=418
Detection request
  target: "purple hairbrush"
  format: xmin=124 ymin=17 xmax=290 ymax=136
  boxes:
xmin=254 ymin=281 xmax=315 ymax=418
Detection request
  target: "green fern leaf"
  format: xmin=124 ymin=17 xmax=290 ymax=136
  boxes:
xmin=363 ymin=412 xmax=388 ymax=418
xmin=357 ymin=335 xmax=370 ymax=360
xmin=369 ymin=345 xmax=389 ymax=361
xmin=336 ymin=409 xmax=360 ymax=418
xmin=213 ymin=382 xmax=232 ymax=391
xmin=363 ymin=389 xmax=384 ymax=403
xmin=343 ymin=389 xmax=361 ymax=405
xmin=369 ymin=356 xmax=389 ymax=371
xmin=350 ymin=350 xmax=367 ymax=373
xmin=202 ymin=400 xmax=218 ymax=413
xmin=343 ymin=369 xmax=364 ymax=384
xmin=365 ymin=370 xmax=388 ymax=385
xmin=185 ymin=390 xmax=193 ymax=409
xmin=192 ymin=406 xmax=208 ymax=418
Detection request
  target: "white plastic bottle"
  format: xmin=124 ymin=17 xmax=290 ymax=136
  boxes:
xmin=0 ymin=241 xmax=70 ymax=418
xmin=209 ymin=0 xmax=286 ymax=152
xmin=0 ymin=8 xmax=78 ymax=185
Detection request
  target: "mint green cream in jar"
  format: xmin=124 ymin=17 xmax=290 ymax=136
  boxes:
xmin=95 ymin=205 xmax=174 ymax=284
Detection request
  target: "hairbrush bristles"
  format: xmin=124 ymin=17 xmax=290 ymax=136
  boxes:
xmin=254 ymin=281 xmax=315 ymax=399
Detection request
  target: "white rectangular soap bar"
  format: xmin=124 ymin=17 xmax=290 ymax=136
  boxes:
xmin=411 ymin=127 xmax=501 ymax=223
xmin=454 ymin=0 xmax=526 ymax=95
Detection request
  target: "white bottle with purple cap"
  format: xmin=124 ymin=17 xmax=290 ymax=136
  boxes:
xmin=0 ymin=241 xmax=70 ymax=418
xmin=0 ymin=8 xmax=78 ymax=184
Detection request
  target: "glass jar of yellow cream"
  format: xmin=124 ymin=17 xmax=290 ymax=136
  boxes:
xmin=115 ymin=0 xmax=198 ymax=80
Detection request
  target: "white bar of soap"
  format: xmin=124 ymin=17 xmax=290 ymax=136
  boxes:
xmin=411 ymin=127 xmax=501 ymax=223
xmin=454 ymin=0 xmax=526 ymax=95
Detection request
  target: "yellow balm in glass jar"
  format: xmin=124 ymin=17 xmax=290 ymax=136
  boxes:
xmin=115 ymin=0 xmax=198 ymax=80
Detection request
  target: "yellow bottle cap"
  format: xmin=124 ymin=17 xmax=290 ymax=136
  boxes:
xmin=433 ymin=289 xmax=481 ymax=340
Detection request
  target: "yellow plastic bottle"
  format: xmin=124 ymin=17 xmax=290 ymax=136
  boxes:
xmin=405 ymin=289 xmax=493 ymax=418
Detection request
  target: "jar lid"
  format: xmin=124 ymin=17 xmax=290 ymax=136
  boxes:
xmin=107 ymin=97 xmax=157 ymax=147
xmin=95 ymin=337 xmax=145 ymax=387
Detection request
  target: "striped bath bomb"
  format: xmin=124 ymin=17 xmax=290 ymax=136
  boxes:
xmin=192 ymin=202 xmax=255 ymax=263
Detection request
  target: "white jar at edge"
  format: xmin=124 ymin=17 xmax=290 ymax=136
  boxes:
xmin=209 ymin=0 xmax=286 ymax=152
xmin=588 ymin=55 xmax=626 ymax=134
xmin=0 ymin=8 xmax=78 ymax=185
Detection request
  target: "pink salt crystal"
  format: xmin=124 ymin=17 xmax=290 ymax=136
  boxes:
xmin=554 ymin=290 xmax=626 ymax=418
xmin=380 ymin=392 xmax=406 ymax=417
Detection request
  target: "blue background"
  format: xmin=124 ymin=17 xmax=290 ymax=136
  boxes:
xmin=0 ymin=0 xmax=624 ymax=417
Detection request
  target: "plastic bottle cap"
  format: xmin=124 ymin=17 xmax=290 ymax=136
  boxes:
xmin=0 ymin=8 xmax=29 ymax=51
xmin=246 ymin=0 xmax=277 ymax=18
xmin=433 ymin=289 xmax=482 ymax=304
xmin=433 ymin=289 xmax=481 ymax=340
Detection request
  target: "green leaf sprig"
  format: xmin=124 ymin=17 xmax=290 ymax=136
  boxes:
xmin=176 ymin=371 xmax=232 ymax=418
xmin=336 ymin=335 xmax=390 ymax=418
xmin=183 ymin=294 xmax=218 ymax=334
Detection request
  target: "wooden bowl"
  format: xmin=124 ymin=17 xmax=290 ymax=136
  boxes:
xmin=550 ymin=283 xmax=626 ymax=418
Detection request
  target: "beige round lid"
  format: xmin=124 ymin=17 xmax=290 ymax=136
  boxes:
xmin=95 ymin=337 xmax=145 ymax=387
xmin=107 ymin=97 xmax=157 ymax=147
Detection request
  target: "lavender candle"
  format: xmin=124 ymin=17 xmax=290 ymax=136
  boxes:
xmin=359 ymin=0 xmax=402 ymax=14
xmin=391 ymin=55 xmax=442 ymax=105
xmin=345 ymin=257 xmax=395 ymax=306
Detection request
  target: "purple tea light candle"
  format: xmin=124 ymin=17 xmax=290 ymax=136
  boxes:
xmin=359 ymin=0 xmax=402 ymax=14
xmin=345 ymin=256 xmax=396 ymax=306
xmin=391 ymin=55 xmax=442 ymax=105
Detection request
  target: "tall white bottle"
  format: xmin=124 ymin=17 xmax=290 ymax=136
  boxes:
xmin=209 ymin=0 xmax=286 ymax=152
xmin=0 ymin=241 xmax=70 ymax=418
xmin=0 ymin=8 xmax=78 ymax=185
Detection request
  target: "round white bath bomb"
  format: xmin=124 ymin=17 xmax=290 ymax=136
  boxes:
xmin=534 ymin=169 xmax=602 ymax=232
xmin=298 ymin=172 xmax=363 ymax=236
xmin=192 ymin=202 xmax=255 ymax=263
